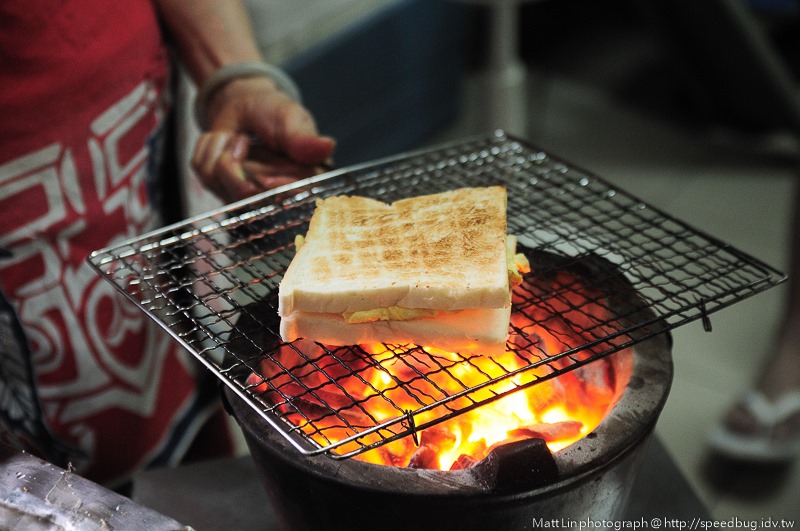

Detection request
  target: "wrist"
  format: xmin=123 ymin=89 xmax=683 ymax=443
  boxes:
xmin=194 ymin=61 xmax=302 ymax=129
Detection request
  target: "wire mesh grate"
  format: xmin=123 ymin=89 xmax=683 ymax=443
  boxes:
xmin=88 ymin=132 xmax=786 ymax=458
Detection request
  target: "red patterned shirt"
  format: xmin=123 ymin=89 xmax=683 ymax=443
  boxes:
xmin=0 ymin=1 xmax=228 ymax=486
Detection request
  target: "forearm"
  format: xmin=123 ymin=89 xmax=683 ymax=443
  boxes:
xmin=155 ymin=0 xmax=335 ymax=202
xmin=153 ymin=0 xmax=263 ymax=85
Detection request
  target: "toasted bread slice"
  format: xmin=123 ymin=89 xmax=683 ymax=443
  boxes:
xmin=278 ymin=186 xmax=509 ymax=317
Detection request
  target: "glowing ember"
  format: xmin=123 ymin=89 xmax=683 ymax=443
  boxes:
xmin=247 ymin=270 xmax=628 ymax=470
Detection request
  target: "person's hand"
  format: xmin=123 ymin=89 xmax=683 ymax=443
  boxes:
xmin=191 ymin=76 xmax=335 ymax=203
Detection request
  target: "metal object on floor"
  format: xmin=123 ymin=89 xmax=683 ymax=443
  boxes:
xmin=88 ymin=131 xmax=786 ymax=459
xmin=0 ymin=444 xmax=187 ymax=530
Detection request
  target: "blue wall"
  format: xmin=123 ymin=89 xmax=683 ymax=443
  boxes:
xmin=284 ymin=0 xmax=478 ymax=166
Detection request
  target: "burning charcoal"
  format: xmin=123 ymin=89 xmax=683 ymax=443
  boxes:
xmin=407 ymin=444 xmax=440 ymax=469
xmin=573 ymin=359 xmax=615 ymax=406
xmin=272 ymin=381 xmax=361 ymax=413
xmin=507 ymin=420 xmax=583 ymax=442
xmin=484 ymin=434 xmax=531 ymax=456
xmin=286 ymin=395 xmax=373 ymax=427
xmin=376 ymin=443 xmax=413 ymax=468
xmin=420 ymin=427 xmax=457 ymax=453
xmin=245 ymin=372 xmax=268 ymax=394
xmin=404 ymin=427 xmax=459 ymax=470
xmin=526 ymin=377 xmax=566 ymax=413
xmin=337 ymin=407 xmax=376 ymax=427
xmin=449 ymin=454 xmax=479 ymax=471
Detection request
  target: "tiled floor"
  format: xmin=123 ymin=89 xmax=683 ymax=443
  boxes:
xmin=430 ymin=69 xmax=799 ymax=522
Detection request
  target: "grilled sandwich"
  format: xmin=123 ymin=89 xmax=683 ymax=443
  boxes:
xmin=278 ymin=186 xmax=528 ymax=353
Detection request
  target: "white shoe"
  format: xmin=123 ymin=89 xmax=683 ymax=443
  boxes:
xmin=708 ymin=390 xmax=800 ymax=463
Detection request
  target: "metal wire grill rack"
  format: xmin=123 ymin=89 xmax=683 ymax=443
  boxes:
xmin=88 ymin=131 xmax=786 ymax=459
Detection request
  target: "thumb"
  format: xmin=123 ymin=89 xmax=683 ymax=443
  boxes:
xmin=276 ymin=105 xmax=336 ymax=165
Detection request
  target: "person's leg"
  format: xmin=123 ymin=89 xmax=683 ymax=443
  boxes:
xmin=757 ymin=181 xmax=800 ymax=400
xmin=709 ymin=184 xmax=800 ymax=461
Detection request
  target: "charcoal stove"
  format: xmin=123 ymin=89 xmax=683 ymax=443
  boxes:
xmin=221 ymin=251 xmax=672 ymax=530
xmin=224 ymin=343 xmax=668 ymax=531
xmin=88 ymin=131 xmax=786 ymax=530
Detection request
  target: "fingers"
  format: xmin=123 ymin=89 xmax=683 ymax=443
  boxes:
xmin=191 ymin=130 xmax=331 ymax=203
xmin=191 ymin=131 xmax=258 ymax=203
xmin=193 ymin=77 xmax=337 ymax=203
xmin=242 ymin=157 xmax=327 ymax=190
xmin=192 ymin=131 xmax=246 ymax=178
xmin=277 ymin=105 xmax=336 ymax=166
xmin=284 ymin=132 xmax=337 ymax=167
xmin=210 ymin=80 xmax=335 ymax=166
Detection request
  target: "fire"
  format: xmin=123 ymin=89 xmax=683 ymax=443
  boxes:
xmin=248 ymin=270 xmax=627 ymax=470
xmin=348 ymin=339 xmax=614 ymax=470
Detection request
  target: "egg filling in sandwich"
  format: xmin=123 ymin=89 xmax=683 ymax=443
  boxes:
xmin=278 ymin=186 xmax=529 ymax=354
